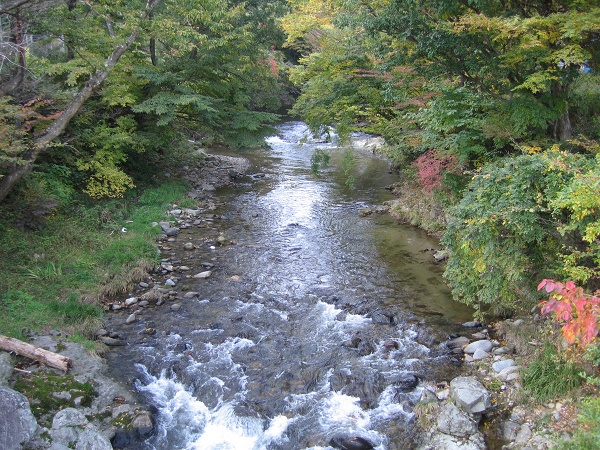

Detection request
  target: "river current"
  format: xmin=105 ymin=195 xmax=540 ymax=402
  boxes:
xmin=105 ymin=121 xmax=473 ymax=449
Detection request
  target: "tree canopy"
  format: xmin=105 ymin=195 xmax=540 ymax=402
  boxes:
xmin=0 ymin=0 xmax=290 ymax=200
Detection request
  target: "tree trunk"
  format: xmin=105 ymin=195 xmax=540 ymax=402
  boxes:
xmin=555 ymin=109 xmax=573 ymax=141
xmin=0 ymin=7 xmax=25 ymax=96
xmin=0 ymin=0 xmax=163 ymax=203
xmin=0 ymin=334 xmax=73 ymax=372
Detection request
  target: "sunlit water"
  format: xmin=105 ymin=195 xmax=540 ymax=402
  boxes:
xmin=105 ymin=122 xmax=473 ymax=449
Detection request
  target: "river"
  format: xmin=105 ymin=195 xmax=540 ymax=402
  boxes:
xmin=105 ymin=121 xmax=473 ymax=450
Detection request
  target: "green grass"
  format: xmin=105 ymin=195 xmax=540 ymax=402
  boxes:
xmin=522 ymin=344 xmax=582 ymax=402
xmin=0 ymin=180 xmax=195 ymax=339
xmin=556 ymin=396 xmax=600 ymax=449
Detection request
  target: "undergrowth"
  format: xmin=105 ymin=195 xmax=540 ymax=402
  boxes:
xmin=522 ymin=344 xmax=581 ymax=402
xmin=0 ymin=180 xmax=193 ymax=340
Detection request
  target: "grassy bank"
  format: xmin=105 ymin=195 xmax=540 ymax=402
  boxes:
xmin=0 ymin=180 xmax=195 ymax=343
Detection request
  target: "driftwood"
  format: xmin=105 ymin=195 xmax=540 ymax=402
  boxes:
xmin=0 ymin=334 xmax=72 ymax=372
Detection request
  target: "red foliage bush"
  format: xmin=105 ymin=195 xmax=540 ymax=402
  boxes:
xmin=413 ymin=149 xmax=460 ymax=195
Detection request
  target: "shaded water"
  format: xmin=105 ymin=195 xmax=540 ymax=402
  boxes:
xmin=105 ymin=122 xmax=473 ymax=449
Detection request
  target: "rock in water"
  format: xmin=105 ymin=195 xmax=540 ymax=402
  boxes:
xmin=329 ymin=435 xmax=374 ymax=450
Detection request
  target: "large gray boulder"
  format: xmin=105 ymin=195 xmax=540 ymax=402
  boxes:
xmin=450 ymin=376 xmax=491 ymax=414
xmin=50 ymin=408 xmax=112 ymax=450
xmin=436 ymin=402 xmax=479 ymax=437
xmin=0 ymin=386 xmax=38 ymax=450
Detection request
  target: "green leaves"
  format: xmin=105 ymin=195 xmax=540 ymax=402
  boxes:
xmin=441 ymin=150 xmax=587 ymax=316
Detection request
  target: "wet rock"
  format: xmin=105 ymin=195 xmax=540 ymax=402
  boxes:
xmin=216 ymin=235 xmax=229 ymax=246
xmin=432 ymin=250 xmax=448 ymax=262
xmin=342 ymin=336 xmax=362 ymax=349
xmin=329 ymin=435 xmax=374 ymax=450
xmin=171 ymin=304 xmax=182 ymax=311
xmin=392 ymin=374 xmax=419 ymax=392
xmin=382 ymin=340 xmax=399 ymax=351
xmin=462 ymin=321 xmax=483 ymax=328
xmin=450 ymin=376 xmax=491 ymax=414
xmin=0 ymin=386 xmax=38 ymax=450
xmin=445 ymin=336 xmax=469 ymax=349
xmin=358 ymin=208 xmax=373 ymax=217
xmin=126 ymin=314 xmax=136 ymax=324
xmin=463 ymin=340 xmax=492 ymax=354
xmin=100 ymin=336 xmax=125 ymax=346
xmin=436 ymin=402 xmax=479 ymax=437
xmin=357 ymin=339 xmax=377 ymax=356
xmin=131 ymin=411 xmax=154 ymax=437
xmin=369 ymin=311 xmax=395 ymax=325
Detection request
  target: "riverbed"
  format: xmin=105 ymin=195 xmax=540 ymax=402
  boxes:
xmin=104 ymin=121 xmax=473 ymax=449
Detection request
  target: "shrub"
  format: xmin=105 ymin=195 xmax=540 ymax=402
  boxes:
xmin=442 ymin=149 xmax=589 ymax=317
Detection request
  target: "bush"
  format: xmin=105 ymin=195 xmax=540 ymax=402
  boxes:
xmin=442 ymin=149 xmax=589 ymax=317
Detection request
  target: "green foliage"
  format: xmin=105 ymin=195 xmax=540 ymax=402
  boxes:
xmin=441 ymin=150 xmax=586 ymax=316
xmin=522 ymin=344 xmax=581 ymax=402
xmin=556 ymin=396 xmax=600 ymax=449
xmin=551 ymin=154 xmax=600 ymax=286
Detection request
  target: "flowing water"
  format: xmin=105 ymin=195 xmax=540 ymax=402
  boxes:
xmin=105 ymin=122 xmax=473 ymax=450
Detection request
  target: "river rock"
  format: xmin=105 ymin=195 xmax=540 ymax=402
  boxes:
xmin=498 ymin=365 xmax=521 ymax=382
xmin=472 ymin=348 xmax=489 ymax=360
xmin=436 ymin=402 xmax=479 ymax=437
xmin=0 ymin=386 xmax=38 ymax=450
xmin=165 ymin=278 xmax=176 ymax=286
xmin=492 ymin=358 xmax=515 ymax=373
xmin=445 ymin=336 xmax=469 ymax=349
xmin=463 ymin=340 xmax=492 ymax=354
xmin=163 ymin=227 xmax=180 ymax=237
xmin=0 ymin=352 xmax=13 ymax=385
xmin=99 ymin=336 xmax=125 ymax=346
xmin=126 ymin=314 xmax=136 ymax=324
xmin=450 ymin=376 xmax=491 ymax=414
xmin=51 ymin=408 xmax=111 ymax=450
xmin=462 ymin=321 xmax=483 ymax=328
xmin=125 ymin=297 xmax=138 ymax=306
xmin=183 ymin=242 xmax=194 ymax=250
xmin=193 ymin=270 xmax=213 ymax=279
xmin=131 ymin=411 xmax=154 ymax=437
xmin=329 ymin=435 xmax=374 ymax=450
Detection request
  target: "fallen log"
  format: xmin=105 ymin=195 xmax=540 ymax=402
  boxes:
xmin=0 ymin=334 xmax=72 ymax=372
